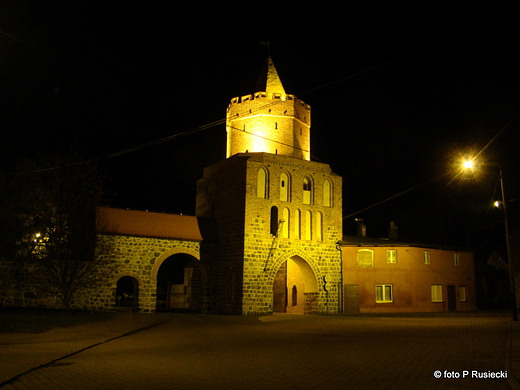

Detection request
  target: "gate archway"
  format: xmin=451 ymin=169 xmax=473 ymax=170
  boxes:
xmin=116 ymin=276 xmax=139 ymax=310
xmin=156 ymin=253 xmax=203 ymax=312
xmin=272 ymin=255 xmax=318 ymax=314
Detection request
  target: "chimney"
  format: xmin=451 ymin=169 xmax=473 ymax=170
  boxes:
xmin=389 ymin=221 xmax=398 ymax=240
xmin=356 ymin=218 xmax=366 ymax=237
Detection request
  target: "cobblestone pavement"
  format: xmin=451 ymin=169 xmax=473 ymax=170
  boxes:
xmin=0 ymin=313 xmax=517 ymax=389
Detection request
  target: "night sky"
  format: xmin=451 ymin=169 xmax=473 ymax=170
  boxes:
xmin=1 ymin=2 xmax=519 ymax=255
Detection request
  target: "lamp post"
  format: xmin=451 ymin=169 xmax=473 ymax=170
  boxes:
xmin=461 ymin=158 xmax=517 ymax=320
xmin=497 ymin=165 xmax=517 ymax=321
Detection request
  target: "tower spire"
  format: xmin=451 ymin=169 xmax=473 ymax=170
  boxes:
xmin=227 ymin=57 xmax=310 ymax=160
xmin=254 ymin=56 xmax=286 ymax=95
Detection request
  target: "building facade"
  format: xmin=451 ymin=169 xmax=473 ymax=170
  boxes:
xmin=341 ymin=236 xmax=477 ymax=313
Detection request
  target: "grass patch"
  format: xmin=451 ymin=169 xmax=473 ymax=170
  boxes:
xmin=0 ymin=307 xmax=115 ymax=333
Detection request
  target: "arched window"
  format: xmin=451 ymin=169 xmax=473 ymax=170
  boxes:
xmin=270 ymin=206 xmax=279 ymax=236
xmin=257 ymin=168 xmax=268 ymax=198
xmin=305 ymin=210 xmax=312 ymax=240
xmin=317 ymin=212 xmax=323 ymax=241
xmin=303 ymin=177 xmax=312 ymax=204
xmin=295 ymin=209 xmax=301 ymax=239
xmin=323 ymin=179 xmax=332 ymax=207
xmin=282 ymin=208 xmax=290 ymax=238
xmin=280 ymin=172 xmax=290 ymax=201
xmin=292 ymin=285 xmax=298 ymax=306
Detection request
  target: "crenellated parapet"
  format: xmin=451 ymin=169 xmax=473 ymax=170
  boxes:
xmin=225 ymin=57 xmax=311 ymax=161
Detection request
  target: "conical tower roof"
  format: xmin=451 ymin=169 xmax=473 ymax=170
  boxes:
xmin=254 ymin=57 xmax=286 ymax=94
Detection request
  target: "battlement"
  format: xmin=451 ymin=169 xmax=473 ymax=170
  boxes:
xmin=228 ymin=93 xmax=310 ymax=111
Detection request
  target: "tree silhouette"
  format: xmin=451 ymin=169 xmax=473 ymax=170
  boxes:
xmin=0 ymin=151 xmax=115 ymax=311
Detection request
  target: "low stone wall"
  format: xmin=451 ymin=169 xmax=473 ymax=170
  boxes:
xmin=0 ymin=234 xmax=202 ymax=312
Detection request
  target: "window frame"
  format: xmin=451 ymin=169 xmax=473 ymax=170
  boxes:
xmin=375 ymin=284 xmax=393 ymax=303
xmin=453 ymin=253 xmax=460 ymax=266
xmin=356 ymin=249 xmax=374 ymax=268
xmin=386 ymin=249 xmax=397 ymax=263
xmin=460 ymin=285 xmax=467 ymax=302
xmin=431 ymin=284 xmax=443 ymax=302
xmin=424 ymin=251 xmax=431 ymax=264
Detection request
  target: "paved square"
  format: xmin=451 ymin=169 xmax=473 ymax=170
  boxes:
xmin=1 ymin=314 xmax=512 ymax=389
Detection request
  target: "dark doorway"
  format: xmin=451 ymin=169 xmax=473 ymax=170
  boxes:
xmin=447 ymin=285 xmax=457 ymax=311
xmin=273 ymin=262 xmax=287 ymax=313
xmin=344 ymin=284 xmax=360 ymax=314
xmin=116 ymin=276 xmax=139 ymax=310
xmin=156 ymin=254 xmax=197 ymax=312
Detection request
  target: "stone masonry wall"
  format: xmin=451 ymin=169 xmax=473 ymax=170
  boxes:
xmin=0 ymin=234 xmax=202 ymax=313
xmin=241 ymin=153 xmax=343 ymax=315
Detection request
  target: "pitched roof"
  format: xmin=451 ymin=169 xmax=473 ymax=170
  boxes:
xmin=97 ymin=207 xmax=202 ymax=241
xmin=340 ymin=235 xmax=472 ymax=252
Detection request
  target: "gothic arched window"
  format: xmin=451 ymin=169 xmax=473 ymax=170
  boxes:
xmin=303 ymin=177 xmax=312 ymax=205
xmin=323 ymin=179 xmax=332 ymax=207
xmin=270 ymin=206 xmax=279 ymax=236
xmin=257 ymin=168 xmax=268 ymax=198
xmin=282 ymin=208 xmax=290 ymax=238
xmin=305 ymin=210 xmax=312 ymax=240
xmin=317 ymin=212 xmax=323 ymax=241
xmin=295 ymin=209 xmax=301 ymax=239
xmin=280 ymin=172 xmax=290 ymax=202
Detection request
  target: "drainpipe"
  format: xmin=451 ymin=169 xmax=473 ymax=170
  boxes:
xmin=336 ymin=241 xmax=343 ymax=314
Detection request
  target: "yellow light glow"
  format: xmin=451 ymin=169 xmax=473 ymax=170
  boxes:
xmin=494 ymin=200 xmax=501 ymax=208
xmin=462 ymin=159 xmax=474 ymax=169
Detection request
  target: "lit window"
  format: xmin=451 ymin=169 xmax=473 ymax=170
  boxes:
xmin=424 ymin=251 xmax=430 ymax=264
xmin=375 ymin=284 xmax=393 ymax=303
xmin=460 ymin=286 xmax=467 ymax=302
xmin=356 ymin=249 xmax=373 ymax=268
xmin=431 ymin=285 xmax=443 ymax=302
xmin=280 ymin=172 xmax=290 ymax=202
xmin=453 ymin=253 xmax=460 ymax=266
xmin=303 ymin=177 xmax=312 ymax=204
xmin=386 ymin=249 xmax=397 ymax=263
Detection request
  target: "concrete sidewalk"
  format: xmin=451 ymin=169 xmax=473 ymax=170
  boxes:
xmin=0 ymin=312 xmax=169 ymax=387
xmin=1 ymin=312 xmax=520 ymax=389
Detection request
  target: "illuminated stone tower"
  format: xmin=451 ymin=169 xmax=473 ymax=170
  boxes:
xmin=197 ymin=57 xmax=342 ymax=315
xmin=226 ymin=57 xmax=311 ymax=161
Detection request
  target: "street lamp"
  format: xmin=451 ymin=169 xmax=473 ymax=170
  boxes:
xmin=461 ymin=158 xmax=517 ymax=321
xmin=496 ymin=164 xmax=517 ymax=321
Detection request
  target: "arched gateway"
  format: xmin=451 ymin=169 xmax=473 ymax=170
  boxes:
xmin=273 ymin=256 xmax=319 ymax=314
xmin=97 ymin=207 xmax=205 ymax=313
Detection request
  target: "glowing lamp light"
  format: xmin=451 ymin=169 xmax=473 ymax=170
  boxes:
xmin=494 ymin=200 xmax=502 ymax=208
xmin=462 ymin=159 xmax=475 ymax=170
